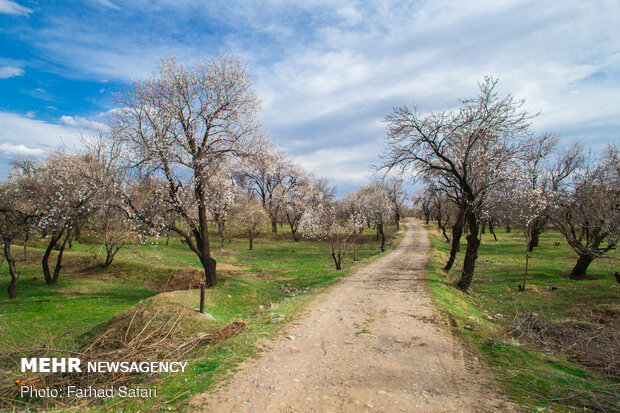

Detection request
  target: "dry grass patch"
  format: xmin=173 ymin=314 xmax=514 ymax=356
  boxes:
xmin=0 ymin=292 xmax=246 ymax=410
xmin=513 ymin=306 xmax=620 ymax=379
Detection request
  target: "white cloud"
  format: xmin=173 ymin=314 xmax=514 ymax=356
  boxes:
xmin=256 ymin=0 xmax=620 ymax=169
xmin=59 ymin=115 xmax=107 ymax=130
xmin=291 ymin=141 xmax=382 ymax=186
xmin=0 ymin=143 xmax=44 ymax=156
xmin=0 ymin=66 xmax=24 ymax=78
xmin=337 ymin=6 xmax=363 ymax=26
xmin=0 ymin=0 xmax=31 ymax=16
xmin=0 ymin=112 xmax=83 ymax=157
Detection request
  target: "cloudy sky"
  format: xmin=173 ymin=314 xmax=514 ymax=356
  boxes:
xmin=1 ymin=0 xmax=618 ymax=194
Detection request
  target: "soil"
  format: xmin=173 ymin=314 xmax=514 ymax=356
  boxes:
xmin=163 ymin=267 xmax=205 ymax=290
xmin=190 ymin=219 xmax=515 ymax=412
xmin=162 ymin=263 xmax=248 ymax=290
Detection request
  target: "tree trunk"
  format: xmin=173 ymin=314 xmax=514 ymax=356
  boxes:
xmin=249 ymin=233 xmax=254 ymax=250
xmin=42 ymin=228 xmax=65 ymax=285
xmin=331 ymin=248 xmax=342 ymax=270
xmin=441 ymin=226 xmax=450 ymax=243
xmin=506 ymin=225 xmax=512 ymax=233
xmin=519 ymin=227 xmax=531 ymax=291
xmin=488 ymin=221 xmax=497 ymax=241
xmin=217 ymin=219 xmax=226 ymax=246
xmin=570 ymin=254 xmax=595 ymax=280
xmin=102 ymin=242 xmax=123 ymax=268
xmin=271 ymin=219 xmax=278 ymax=233
xmin=4 ymin=241 xmax=19 ymax=299
xmin=444 ymin=207 xmax=465 ymax=271
xmin=74 ymin=220 xmax=81 ymax=242
xmin=378 ymin=223 xmax=385 ymax=252
xmin=288 ymin=220 xmax=299 ymax=242
xmin=196 ymin=197 xmax=216 ymax=287
xmin=102 ymin=254 xmax=115 ymax=268
xmin=395 ymin=212 xmax=400 ymax=230
xmin=528 ymin=230 xmax=538 ymax=252
xmin=528 ymin=219 xmax=544 ymax=251
xmin=199 ymin=256 xmax=217 ymax=285
xmin=456 ymin=212 xmax=481 ymax=292
xmin=51 ymin=228 xmax=71 ymax=285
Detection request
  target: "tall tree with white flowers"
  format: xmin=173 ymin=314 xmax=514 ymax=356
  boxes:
xmin=299 ymin=203 xmax=364 ymax=270
xmin=112 ymin=55 xmax=265 ymax=286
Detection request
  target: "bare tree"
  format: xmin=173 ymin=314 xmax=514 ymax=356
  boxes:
xmin=235 ymin=150 xmax=304 ymax=233
xmin=0 ymin=172 xmax=39 ymax=299
xmin=514 ymin=135 xmax=583 ymax=252
xmin=204 ymin=166 xmax=238 ymax=246
xmin=381 ymin=77 xmax=534 ymax=291
xmin=92 ymin=205 xmax=132 ymax=268
xmin=356 ymin=183 xmax=394 ymax=252
xmin=32 ymin=151 xmax=101 ymax=285
xmin=412 ymin=188 xmax=432 ymax=224
xmin=283 ymin=177 xmax=333 ymax=242
xmin=519 ymin=134 xmax=558 ymax=251
xmin=78 ymin=131 xmax=130 ymax=268
xmin=112 ymin=55 xmax=264 ymax=287
xmin=231 ymin=196 xmax=270 ymax=250
xmin=552 ymin=144 xmax=619 ymax=280
xmin=383 ymin=177 xmax=407 ymax=229
xmin=486 ymin=166 xmax=552 ymax=291
xmin=429 ymin=186 xmax=454 ymax=243
xmin=299 ymin=202 xmax=363 ymax=269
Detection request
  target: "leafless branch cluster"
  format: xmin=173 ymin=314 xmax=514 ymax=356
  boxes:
xmin=381 ymin=77 xmax=535 ymax=291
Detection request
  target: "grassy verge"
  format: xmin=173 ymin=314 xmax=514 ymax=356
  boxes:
xmin=423 ymin=223 xmax=619 ymax=412
xmin=0 ymin=224 xmax=403 ymax=411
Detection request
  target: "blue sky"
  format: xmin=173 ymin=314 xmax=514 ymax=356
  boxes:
xmin=1 ymin=0 xmax=618 ymax=194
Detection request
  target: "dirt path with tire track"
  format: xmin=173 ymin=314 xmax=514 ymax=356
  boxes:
xmin=191 ymin=219 xmax=514 ymax=412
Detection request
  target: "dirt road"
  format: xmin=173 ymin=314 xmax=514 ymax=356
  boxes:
xmin=191 ymin=219 xmax=512 ymax=412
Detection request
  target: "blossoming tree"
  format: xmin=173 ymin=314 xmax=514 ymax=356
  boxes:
xmin=112 ymin=55 xmax=265 ymax=287
xmin=299 ymin=203 xmax=364 ymax=270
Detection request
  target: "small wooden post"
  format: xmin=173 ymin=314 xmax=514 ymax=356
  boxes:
xmin=200 ymin=282 xmax=205 ymax=314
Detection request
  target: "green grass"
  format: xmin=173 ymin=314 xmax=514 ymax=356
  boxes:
xmin=0 ymin=223 xmax=403 ymax=411
xmin=423 ymin=223 xmax=619 ymax=412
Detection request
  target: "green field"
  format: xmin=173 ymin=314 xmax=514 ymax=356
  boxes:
xmin=423 ymin=223 xmax=620 ymax=412
xmin=0 ymin=225 xmax=401 ymax=411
